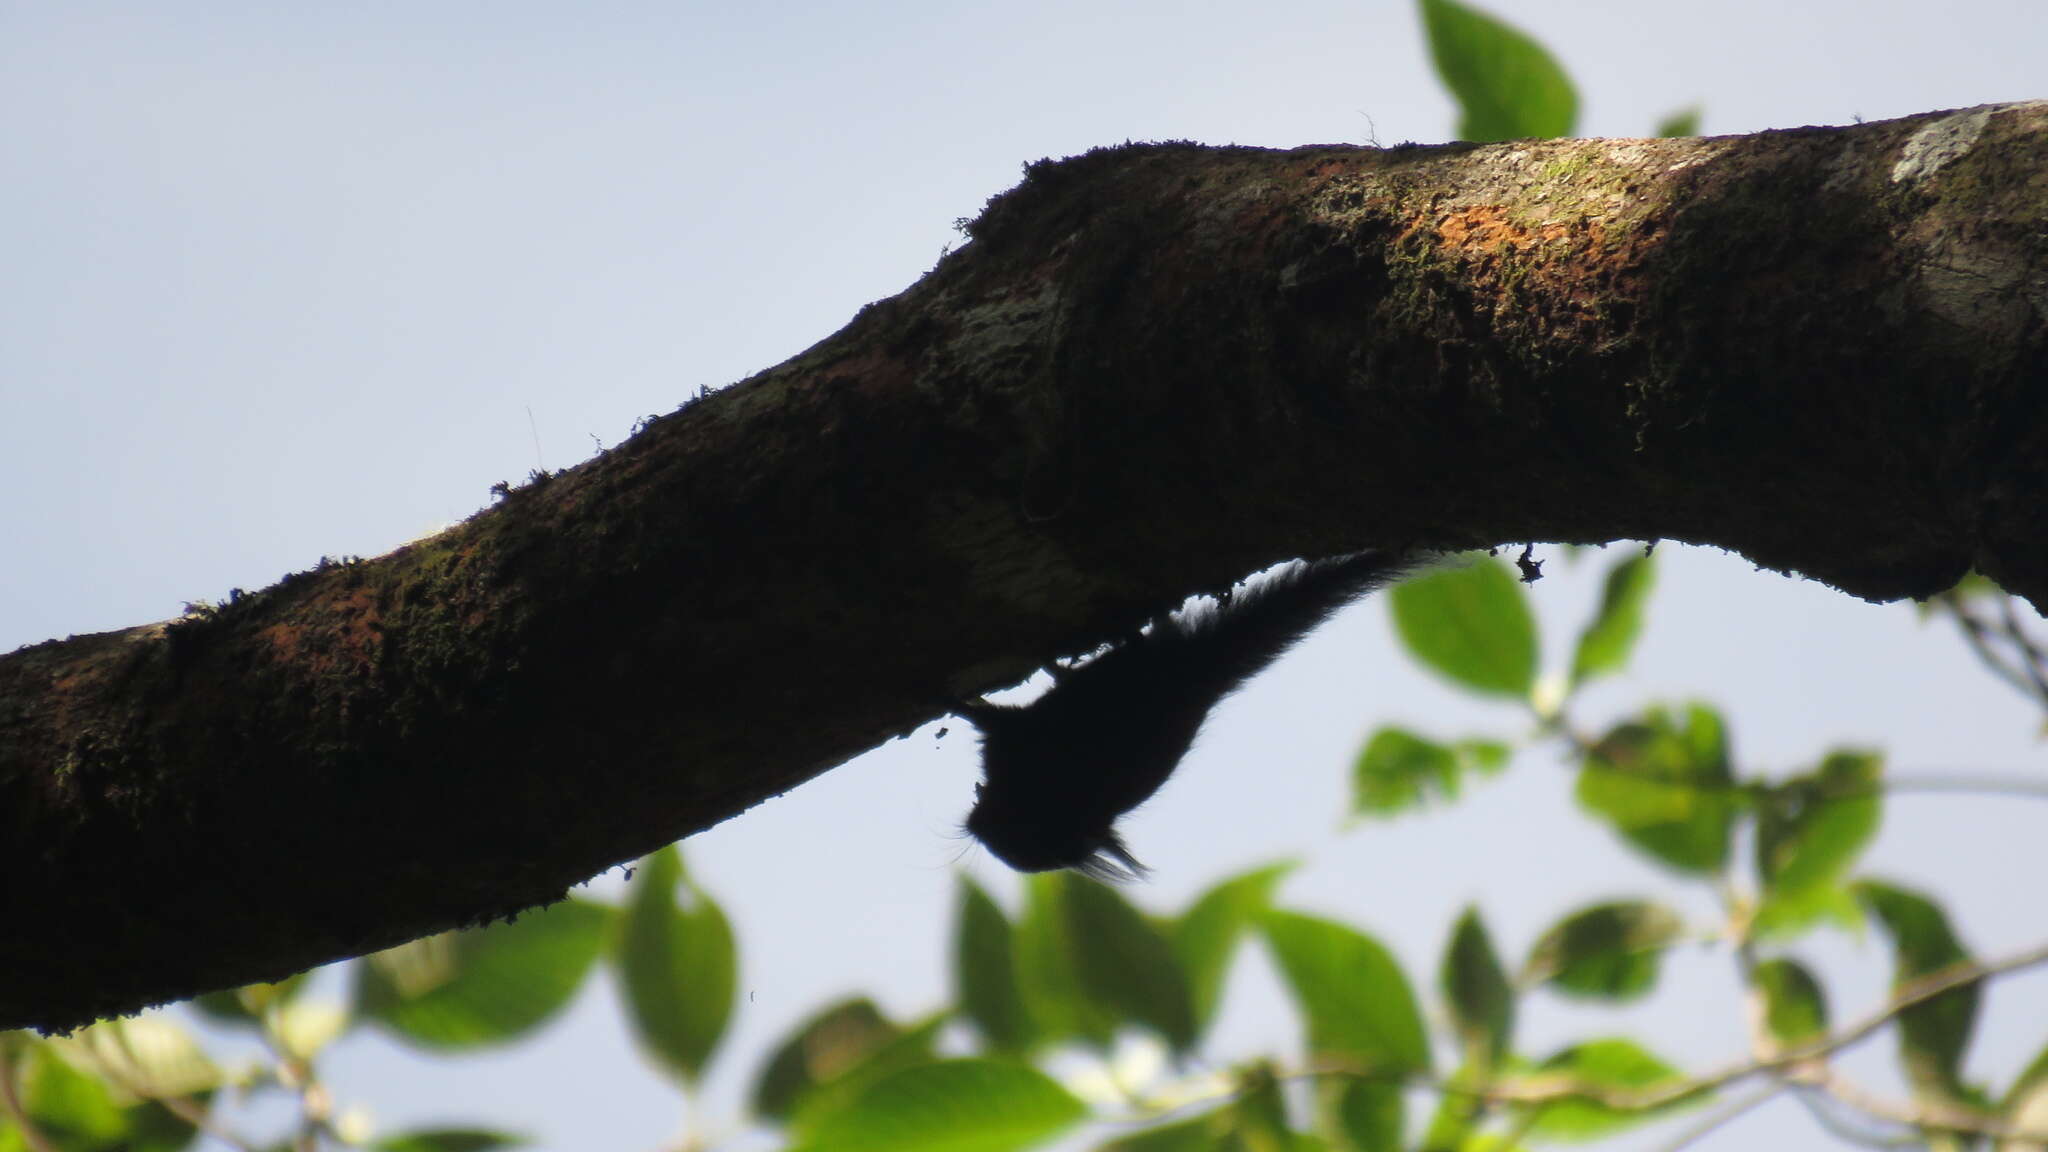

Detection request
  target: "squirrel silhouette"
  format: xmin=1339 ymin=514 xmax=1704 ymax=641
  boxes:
xmin=958 ymin=551 xmax=1416 ymax=879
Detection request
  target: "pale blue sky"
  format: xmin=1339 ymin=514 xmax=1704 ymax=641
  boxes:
xmin=4 ymin=3 xmax=2044 ymax=1149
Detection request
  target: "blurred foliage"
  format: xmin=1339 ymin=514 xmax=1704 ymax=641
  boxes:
xmin=1418 ymin=0 xmax=1577 ymax=141
xmin=6 ymin=5 xmax=2043 ymax=1151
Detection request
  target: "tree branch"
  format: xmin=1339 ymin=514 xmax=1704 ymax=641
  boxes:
xmin=6 ymin=102 xmax=2046 ymax=1031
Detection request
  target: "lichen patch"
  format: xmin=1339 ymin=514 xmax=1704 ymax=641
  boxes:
xmin=1891 ymin=107 xmax=1991 ymax=184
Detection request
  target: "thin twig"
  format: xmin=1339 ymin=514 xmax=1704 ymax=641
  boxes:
xmin=1547 ymin=699 xmax=2047 ymax=804
xmin=1946 ymin=595 xmax=2029 ymax=692
xmin=1807 ymin=1065 xmax=2044 ymax=1143
xmin=1648 ymin=1082 xmax=1785 ymax=1152
xmin=1884 ymin=772 xmax=2048 ymax=799
xmin=249 ymin=1017 xmax=327 ymax=1152
xmin=1089 ymin=940 xmax=2048 ymax=1147
xmin=1942 ymin=592 xmax=2048 ymax=712
xmin=1298 ymin=939 xmax=2048 ymax=1124
xmin=1789 ymin=1085 xmax=1921 ymax=1150
xmin=1722 ymin=892 xmax=1997 ymax=1151
xmin=1763 ymin=939 xmax=2048 ymax=1089
xmin=1568 ymin=760 xmax=2048 ymax=803
xmin=1998 ymin=595 xmax=2048 ymax=703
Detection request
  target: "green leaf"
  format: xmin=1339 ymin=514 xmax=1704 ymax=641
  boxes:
xmin=1065 ymin=879 xmax=1197 ymax=1053
xmin=1332 ymin=1077 xmax=1404 ymax=1152
xmin=1441 ymin=907 xmax=1514 ymax=1065
xmin=755 ymin=1002 xmax=944 ymax=1127
xmin=613 ymin=846 xmax=737 ymax=1085
xmin=791 ymin=1059 xmax=1086 ymax=1152
xmin=1522 ymin=1039 xmax=1691 ymax=1140
xmin=1569 ymin=552 xmax=1657 ymax=687
xmin=271 ymin=1000 xmax=352 ymax=1062
xmin=19 ymin=1021 xmax=218 ymax=1152
xmin=190 ymin=973 xmax=311 ymax=1028
xmin=752 ymin=998 xmax=900 ymax=1121
xmin=2002 ymin=1041 xmax=2048 ymax=1145
xmin=121 ymin=1098 xmax=208 ymax=1152
xmin=1232 ymin=1064 xmax=1297 ymax=1146
xmin=1172 ymin=863 xmax=1293 ymax=1039
xmin=1417 ymin=1064 xmax=1486 ymax=1152
xmin=63 ymin=1017 xmax=222 ymax=1104
xmin=1755 ymin=752 xmax=1883 ymax=931
xmin=1855 ymin=880 xmax=1980 ymax=1099
xmin=1751 ymin=880 xmax=1865 ymax=941
xmin=1014 ymin=874 xmax=1116 ymax=1050
xmin=1351 ymin=729 xmax=1509 ymax=817
xmin=1523 ymin=901 xmax=1683 ymax=1002
xmin=1263 ymin=911 xmax=1430 ymax=1074
xmin=1576 ymin=704 xmax=1737 ymax=874
xmin=1418 ymin=0 xmax=1578 ymax=142
xmin=370 ymin=1130 xmax=526 ymax=1152
xmin=1654 ymin=107 xmax=1702 ymax=138
xmin=7 ymin=1037 xmax=129 ymax=1147
xmin=954 ymin=878 xmax=1038 ymax=1054
xmin=355 ymin=899 xmax=607 ymax=1050
xmin=1389 ymin=559 xmax=1539 ymax=699
xmin=1751 ymin=958 xmax=1828 ymax=1049
xmin=1217 ymin=1062 xmax=1338 ymax=1151
xmin=1092 ymin=1108 xmax=1228 ymax=1152
xmin=791 ymin=1019 xmax=949 ymax=1131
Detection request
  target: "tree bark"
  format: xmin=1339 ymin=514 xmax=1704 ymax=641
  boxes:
xmin=4 ymin=102 xmax=2044 ymax=1033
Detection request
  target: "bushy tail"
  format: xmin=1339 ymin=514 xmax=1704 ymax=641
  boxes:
xmin=1171 ymin=550 xmax=1418 ymax=696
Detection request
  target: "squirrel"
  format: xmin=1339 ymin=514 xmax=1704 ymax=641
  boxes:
xmin=956 ymin=551 xmax=1416 ymax=880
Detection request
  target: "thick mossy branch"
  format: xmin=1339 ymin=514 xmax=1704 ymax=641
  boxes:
xmin=4 ymin=102 xmax=2044 ymax=1031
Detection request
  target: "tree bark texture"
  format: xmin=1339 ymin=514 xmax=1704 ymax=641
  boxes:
xmin=4 ymin=102 xmax=2044 ymax=1032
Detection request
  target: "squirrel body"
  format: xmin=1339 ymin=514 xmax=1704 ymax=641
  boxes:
xmin=958 ymin=551 xmax=1415 ymax=879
